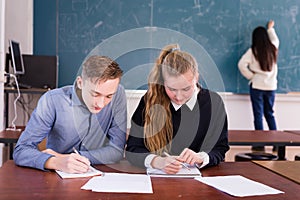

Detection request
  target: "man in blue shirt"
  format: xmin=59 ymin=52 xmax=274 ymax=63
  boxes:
xmin=13 ymin=55 xmax=127 ymax=173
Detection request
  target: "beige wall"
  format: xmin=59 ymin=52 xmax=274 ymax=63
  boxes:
xmin=4 ymin=0 xmax=33 ymax=54
xmin=0 ymin=0 xmax=33 ymax=166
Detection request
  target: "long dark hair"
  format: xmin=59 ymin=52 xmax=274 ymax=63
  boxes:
xmin=251 ymin=26 xmax=277 ymax=72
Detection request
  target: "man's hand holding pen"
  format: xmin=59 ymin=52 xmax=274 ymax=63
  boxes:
xmin=43 ymin=148 xmax=91 ymax=174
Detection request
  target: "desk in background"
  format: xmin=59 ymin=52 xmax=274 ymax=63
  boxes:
xmin=0 ymin=160 xmax=299 ymax=199
xmin=0 ymin=128 xmax=24 ymax=159
xmin=228 ymin=130 xmax=300 ymax=160
xmin=253 ymin=160 xmax=300 ymax=184
xmin=4 ymin=87 xmax=48 ymax=128
xmin=284 ymin=130 xmax=300 ymax=135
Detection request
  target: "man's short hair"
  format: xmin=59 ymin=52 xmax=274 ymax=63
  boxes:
xmin=81 ymin=55 xmax=123 ymax=83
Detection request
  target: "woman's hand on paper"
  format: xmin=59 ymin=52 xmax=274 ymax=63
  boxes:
xmin=151 ymin=155 xmax=182 ymax=174
xmin=178 ymin=148 xmax=203 ymax=166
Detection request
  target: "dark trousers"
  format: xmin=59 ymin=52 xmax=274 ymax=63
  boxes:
xmin=250 ymin=85 xmax=277 ymax=130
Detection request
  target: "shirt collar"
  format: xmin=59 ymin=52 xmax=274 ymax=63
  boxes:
xmin=171 ymin=86 xmax=199 ymax=111
xmin=71 ymin=81 xmax=83 ymax=106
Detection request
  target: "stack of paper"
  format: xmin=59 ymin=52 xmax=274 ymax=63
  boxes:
xmin=81 ymin=173 xmax=153 ymax=193
xmin=147 ymin=166 xmax=201 ymax=178
xmin=55 ymin=166 xmax=103 ymax=179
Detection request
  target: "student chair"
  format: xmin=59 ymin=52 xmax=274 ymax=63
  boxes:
xmin=235 ymin=152 xmax=278 ymax=161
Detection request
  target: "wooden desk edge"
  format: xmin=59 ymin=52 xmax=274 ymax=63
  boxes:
xmin=252 ymin=160 xmax=300 ymax=184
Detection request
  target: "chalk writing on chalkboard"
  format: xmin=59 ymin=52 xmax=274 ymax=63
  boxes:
xmin=34 ymin=0 xmax=300 ymax=93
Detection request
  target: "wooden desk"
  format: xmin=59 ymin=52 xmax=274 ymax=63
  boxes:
xmin=0 ymin=160 xmax=299 ymax=199
xmin=228 ymin=130 xmax=300 ymax=160
xmin=4 ymin=87 xmax=50 ymax=94
xmin=0 ymin=128 xmax=23 ymax=159
xmin=253 ymin=160 xmax=300 ymax=184
xmin=284 ymin=130 xmax=300 ymax=135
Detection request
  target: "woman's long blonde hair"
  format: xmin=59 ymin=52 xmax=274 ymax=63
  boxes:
xmin=144 ymin=44 xmax=198 ymax=155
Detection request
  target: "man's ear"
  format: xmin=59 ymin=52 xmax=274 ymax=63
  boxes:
xmin=76 ymin=76 xmax=83 ymax=89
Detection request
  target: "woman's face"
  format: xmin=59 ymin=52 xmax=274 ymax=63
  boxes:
xmin=163 ymin=70 xmax=197 ymax=105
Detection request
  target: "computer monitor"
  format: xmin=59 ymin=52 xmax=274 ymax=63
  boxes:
xmin=20 ymin=54 xmax=58 ymax=89
xmin=9 ymin=40 xmax=25 ymax=75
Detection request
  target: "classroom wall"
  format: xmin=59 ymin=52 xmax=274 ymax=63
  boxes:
xmin=3 ymin=1 xmax=299 ymax=130
xmin=2 ymin=1 xmax=300 ymax=166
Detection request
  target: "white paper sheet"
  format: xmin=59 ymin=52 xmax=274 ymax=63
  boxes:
xmin=81 ymin=173 xmax=153 ymax=193
xmin=195 ymin=175 xmax=284 ymax=197
xmin=56 ymin=166 xmax=103 ymax=179
xmin=147 ymin=166 xmax=201 ymax=178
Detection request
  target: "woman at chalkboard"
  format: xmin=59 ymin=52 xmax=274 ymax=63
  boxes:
xmin=125 ymin=44 xmax=229 ymax=174
xmin=238 ymin=20 xmax=279 ymax=151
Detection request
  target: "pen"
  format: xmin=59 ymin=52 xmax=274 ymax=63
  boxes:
xmin=163 ymin=152 xmax=190 ymax=170
xmin=73 ymin=147 xmax=98 ymax=173
xmin=73 ymin=147 xmax=91 ymax=166
xmin=73 ymin=147 xmax=80 ymax=155
xmin=72 ymin=147 xmax=104 ymax=176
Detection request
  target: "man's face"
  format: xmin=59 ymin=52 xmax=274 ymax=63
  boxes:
xmin=77 ymin=77 xmax=120 ymax=114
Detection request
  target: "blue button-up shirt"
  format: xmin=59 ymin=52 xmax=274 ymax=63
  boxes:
xmin=13 ymin=83 xmax=127 ymax=171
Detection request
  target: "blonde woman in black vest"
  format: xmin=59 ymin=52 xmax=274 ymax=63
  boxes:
xmin=126 ymin=44 xmax=229 ymax=174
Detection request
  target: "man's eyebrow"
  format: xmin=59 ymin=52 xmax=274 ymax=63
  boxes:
xmin=90 ymin=89 xmax=117 ymax=96
xmin=106 ymin=91 xmax=117 ymax=96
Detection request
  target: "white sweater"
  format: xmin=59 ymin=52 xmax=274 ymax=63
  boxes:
xmin=238 ymin=28 xmax=279 ymax=91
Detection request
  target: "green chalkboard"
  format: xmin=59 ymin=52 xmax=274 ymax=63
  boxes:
xmin=34 ymin=0 xmax=300 ymax=93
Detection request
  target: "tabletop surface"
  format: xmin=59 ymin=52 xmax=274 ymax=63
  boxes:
xmin=0 ymin=160 xmax=299 ymax=200
xmin=253 ymin=160 xmax=300 ymax=184
xmin=0 ymin=129 xmax=23 ymax=142
xmin=4 ymin=129 xmax=300 ymax=144
xmin=4 ymin=87 xmax=49 ymax=94
xmin=228 ymin=130 xmax=300 ymax=145
xmin=284 ymin=130 xmax=300 ymax=135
